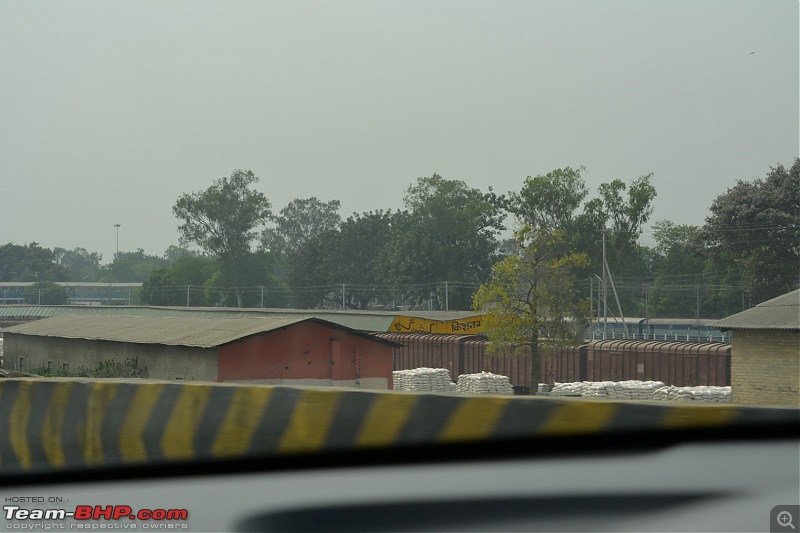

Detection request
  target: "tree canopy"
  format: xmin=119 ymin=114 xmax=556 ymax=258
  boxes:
xmin=700 ymin=158 xmax=799 ymax=304
xmin=0 ymin=243 xmax=69 ymax=281
xmin=173 ymin=169 xmax=272 ymax=306
xmin=474 ymin=227 xmax=589 ymax=393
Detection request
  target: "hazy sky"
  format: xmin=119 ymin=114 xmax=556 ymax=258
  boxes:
xmin=2 ymin=0 xmax=797 ymax=263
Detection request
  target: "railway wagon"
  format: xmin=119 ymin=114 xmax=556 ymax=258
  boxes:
xmin=375 ymin=333 xmax=584 ymax=391
xmin=586 ymin=340 xmax=730 ymax=386
xmin=375 ymin=333 xmax=731 ymax=389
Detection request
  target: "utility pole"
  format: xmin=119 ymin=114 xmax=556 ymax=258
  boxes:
xmin=602 ymin=228 xmax=608 ymax=340
xmin=186 ymin=285 xmax=190 ymax=306
xmin=342 ymin=284 xmax=346 ymax=310
xmin=445 ymin=281 xmax=449 ymax=311
xmin=114 ymin=224 xmax=121 ymax=257
xmin=589 ymin=276 xmax=593 ymax=330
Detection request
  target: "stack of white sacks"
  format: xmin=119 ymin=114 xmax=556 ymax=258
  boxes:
xmin=551 ymin=380 xmax=665 ymax=400
xmin=456 ymin=372 xmax=515 ymax=395
xmin=653 ymin=385 xmax=732 ymax=402
xmin=551 ymin=380 xmax=733 ymax=402
xmin=550 ymin=381 xmax=594 ymax=395
xmin=392 ymin=368 xmax=456 ymax=393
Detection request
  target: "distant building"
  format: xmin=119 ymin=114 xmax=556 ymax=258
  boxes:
xmin=2 ymin=315 xmax=399 ymax=389
xmin=711 ymin=290 xmax=799 ymax=406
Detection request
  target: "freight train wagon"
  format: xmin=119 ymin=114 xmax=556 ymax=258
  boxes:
xmin=375 ymin=333 xmax=730 ymax=391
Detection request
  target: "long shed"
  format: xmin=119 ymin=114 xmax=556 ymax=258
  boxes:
xmin=3 ymin=315 xmax=399 ymax=389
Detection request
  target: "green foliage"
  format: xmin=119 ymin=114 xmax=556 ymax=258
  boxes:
xmin=474 ymin=228 xmax=589 ymax=393
xmin=510 ymin=167 xmax=588 ymax=229
xmin=93 ymin=358 xmax=143 ymax=378
xmin=99 ymin=248 xmax=171 ymax=283
xmin=261 ymin=197 xmax=341 ymax=258
xmin=53 ymin=247 xmax=103 ymax=282
xmin=203 ymin=252 xmax=288 ymax=308
xmin=23 ymin=281 xmax=68 ymax=305
xmin=173 ymin=169 xmax=272 ymax=306
xmin=380 ymin=174 xmax=506 ymax=309
xmin=141 ymin=254 xmax=219 ymax=306
xmin=0 ymin=243 xmax=69 ymax=282
xmin=28 ymin=358 xmax=140 ymax=378
xmin=647 ymin=221 xmax=707 ymax=318
xmin=163 ymin=245 xmax=198 ymax=263
xmin=700 ymin=158 xmax=799 ymax=304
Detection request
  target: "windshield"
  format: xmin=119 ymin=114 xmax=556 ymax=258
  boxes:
xmin=0 ymin=2 xmax=798 ymax=532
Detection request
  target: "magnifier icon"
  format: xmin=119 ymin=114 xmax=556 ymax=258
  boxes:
xmin=778 ymin=511 xmax=796 ymax=530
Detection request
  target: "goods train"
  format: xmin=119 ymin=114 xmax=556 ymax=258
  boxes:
xmin=375 ymin=333 xmax=731 ymax=393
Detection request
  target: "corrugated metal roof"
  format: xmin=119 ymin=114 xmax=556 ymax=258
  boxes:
xmin=0 ymin=306 xmax=474 ymax=332
xmin=710 ymin=289 xmax=800 ymax=331
xmin=3 ymin=315 xmax=401 ymax=348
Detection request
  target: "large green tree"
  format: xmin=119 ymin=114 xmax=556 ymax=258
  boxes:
xmin=474 ymin=228 xmax=589 ymax=394
xmin=0 ymin=243 xmax=69 ymax=281
xmin=261 ymin=197 xmax=341 ymax=258
xmin=510 ymin=168 xmax=657 ymax=320
xmin=53 ymin=247 xmax=103 ymax=282
xmin=173 ymin=169 xmax=272 ymax=307
xmin=141 ymin=254 xmax=219 ymax=306
xmin=380 ymin=174 xmax=506 ymax=309
xmin=700 ymin=159 xmax=799 ymax=304
xmin=98 ymin=248 xmax=169 ymax=282
xmin=509 ymin=167 xmax=588 ymax=230
xmin=647 ymin=220 xmax=706 ymax=318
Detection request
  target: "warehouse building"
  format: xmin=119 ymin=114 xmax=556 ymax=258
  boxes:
xmin=711 ymin=289 xmax=799 ymax=406
xmin=2 ymin=315 xmax=398 ymax=388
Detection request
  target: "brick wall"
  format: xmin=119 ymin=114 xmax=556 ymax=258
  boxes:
xmin=730 ymin=330 xmax=800 ymax=406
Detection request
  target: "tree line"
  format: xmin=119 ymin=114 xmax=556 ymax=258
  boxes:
xmin=1 ymin=159 xmax=797 ymax=318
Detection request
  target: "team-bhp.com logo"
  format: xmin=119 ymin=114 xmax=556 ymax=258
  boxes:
xmin=4 ymin=505 xmax=189 ymax=528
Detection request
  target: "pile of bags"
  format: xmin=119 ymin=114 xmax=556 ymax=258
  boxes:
xmin=653 ymin=385 xmax=732 ymax=402
xmin=456 ymin=372 xmax=515 ymax=395
xmin=583 ymin=380 xmax=666 ymax=400
xmin=551 ymin=380 xmax=665 ymax=400
xmin=392 ymin=368 xmax=456 ymax=393
xmin=550 ymin=381 xmax=594 ymax=395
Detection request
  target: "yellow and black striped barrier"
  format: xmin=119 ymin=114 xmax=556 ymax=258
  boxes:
xmin=0 ymin=378 xmax=797 ymax=473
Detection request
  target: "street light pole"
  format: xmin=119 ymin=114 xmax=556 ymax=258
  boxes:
xmin=114 ymin=224 xmax=121 ymax=257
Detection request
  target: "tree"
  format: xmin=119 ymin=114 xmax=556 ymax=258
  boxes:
xmin=261 ymin=197 xmax=341 ymax=258
xmin=509 ymin=167 xmax=588 ymax=230
xmin=647 ymin=220 xmax=706 ymax=318
xmin=99 ymin=248 xmax=170 ymax=283
xmin=509 ymin=169 xmax=657 ymax=320
xmin=141 ymin=254 xmax=219 ymax=306
xmin=284 ymin=210 xmax=399 ymax=309
xmin=162 ymin=245 xmax=198 ymax=263
xmin=473 ymin=228 xmax=589 ymax=394
xmin=380 ymin=175 xmax=506 ymax=309
xmin=24 ymin=281 xmax=68 ymax=305
xmin=173 ymin=169 xmax=272 ymax=307
xmin=203 ymin=251 xmax=288 ymax=308
xmin=53 ymin=247 xmax=103 ymax=282
xmin=700 ymin=159 xmax=799 ymax=304
xmin=334 ymin=211 xmax=398 ymax=309
xmin=0 ymin=243 xmax=69 ymax=281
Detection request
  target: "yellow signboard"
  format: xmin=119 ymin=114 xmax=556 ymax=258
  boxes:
xmin=389 ymin=315 xmax=483 ymax=335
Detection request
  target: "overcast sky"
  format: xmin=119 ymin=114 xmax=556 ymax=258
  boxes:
xmin=2 ymin=0 xmax=797 ymax=263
